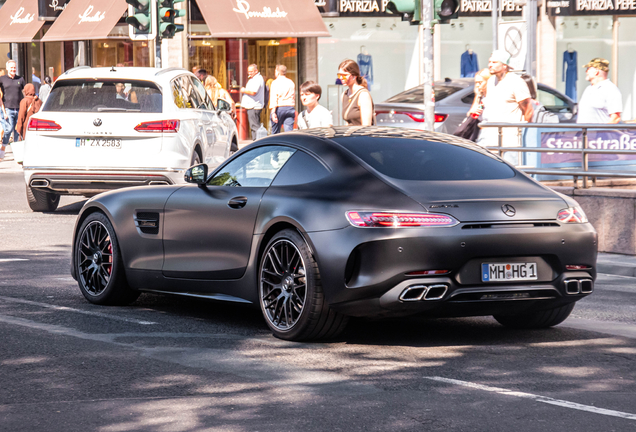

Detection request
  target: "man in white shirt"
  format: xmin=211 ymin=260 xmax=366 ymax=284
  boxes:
xmin=577 ymin=58 xmax=622 ymax=124
xmin=239 ymin=64 xmax=265 ymax=140
xmin=298 ymin=81 xmax=333 ymax=129
xmin=269 ymin=65 xmax=296 ymax=134
xmin=478 ymin=50 xmax=533 ymax=165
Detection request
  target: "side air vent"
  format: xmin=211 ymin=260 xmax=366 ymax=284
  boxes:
xmin=135 ymin=212 xmax=160 ymax=235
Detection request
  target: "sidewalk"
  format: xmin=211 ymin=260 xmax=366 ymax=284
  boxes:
xmin=2 ymin=145 xmax=635 ymax=277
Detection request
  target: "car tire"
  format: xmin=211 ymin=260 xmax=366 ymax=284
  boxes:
xmin=75 ymin=212 xmax=140 ymax=306
xmin=259 ymin=229 xmax=348 ymax=341
xmin=26 ymin=185 xmax=60 ymax=212
xmin=493 ymin=303 xmax=575 ymax=329
xmin=191 ymin=149 xmax=201 ymax=166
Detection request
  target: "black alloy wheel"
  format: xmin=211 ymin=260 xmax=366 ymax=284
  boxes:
xmin=75 ymin=212 xmax=139 ymax=305
xmin=259 ymin=229 xmax=348 ymax=341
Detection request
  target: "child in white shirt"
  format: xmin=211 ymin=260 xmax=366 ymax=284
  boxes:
xmin=297 ymin=81 xmax=333 ymax=129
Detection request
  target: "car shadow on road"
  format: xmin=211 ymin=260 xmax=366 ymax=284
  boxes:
xmin=51 ymin=199 xmax=87 ymax=215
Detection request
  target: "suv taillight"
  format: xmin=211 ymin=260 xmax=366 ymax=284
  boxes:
xmin=134 ymin=120 xmax=180 ymax=133
xmin=28 ymin=118 xmax=61 ymax=131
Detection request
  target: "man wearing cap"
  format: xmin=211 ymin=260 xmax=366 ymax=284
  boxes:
xmin=577 ymin=58 xmax=622 ymax=124
xmin=477 ymin=50 xmax=533 ymax=165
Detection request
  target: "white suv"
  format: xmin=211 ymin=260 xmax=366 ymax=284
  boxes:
xmin=22 ymin=66 xmax=238 ymax=212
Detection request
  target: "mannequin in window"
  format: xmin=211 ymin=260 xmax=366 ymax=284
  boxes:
xmin=460 ymin=44 xmax=479 ymax=78
xmin=563 ymin=43 xmax=577 ymax=100
xmin=357 ymin=46 xmax=373 ymax=91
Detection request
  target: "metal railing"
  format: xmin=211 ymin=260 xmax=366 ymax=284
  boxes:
xmin=479 ymin=122 xmax=636 ymax=188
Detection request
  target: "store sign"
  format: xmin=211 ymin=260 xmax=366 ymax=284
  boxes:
xmin=540 ymin=130 xmax=636 ymax=164
xmin=315 ymin=0 xmax=395 ymax=16
xmin=233 ymin=0 xmax=288 ymax=19
xmin=38 ymin=0 xmax=71 ymax=21
xmin=78 ymin=5 xmax=106 ymax=24
xmin=460 ymin=0 xmax=523 ymax=16
xmin=547 ymin=0 xmax=636 ymax=15
xmin=10 ymin=7 xmax=35 ymax=25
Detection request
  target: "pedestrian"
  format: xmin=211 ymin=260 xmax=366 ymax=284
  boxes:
xmin=520 ymin=74 xmax=558 ymax=123
xmin=477 ymin=50 xmax=533 ymax=165
xmin=196 ymin=68 xmax=208 ymax=85
xmin=205 ymin=75 xmax=235 ymax=118
xmin=239 ymin=64 xmax=265 ymax=140
xmin=269 ymin=64 xmax=296 ymax=134
xmin=338 ymin=59 xmax=374 ymax=126
xmin=0 ymin=60 xmax=26 ymax=160
xmin=453 ymin=68 xmax=491 ymax=142
xmin=39 ymin=76 xmax=52 ymax=104
xmin=31 ymin=67 xmax=41 ymax=96
xmin=16 ymin=83 xmax=42 ymax=140
xmin=297 ymin=81 xmax=333 ymax=129
xmin=577 ymin=58 xmax=622 ymax=124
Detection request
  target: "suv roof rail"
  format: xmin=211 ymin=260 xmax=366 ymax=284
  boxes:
xmin=155 ymin=67 xmax=188 ymax=76
xmin=62 ymin=66 xmax=92 ymax=76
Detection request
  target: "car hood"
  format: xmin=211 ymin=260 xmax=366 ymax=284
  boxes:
xmin=386 ymin=175 xmax=567 ymax=223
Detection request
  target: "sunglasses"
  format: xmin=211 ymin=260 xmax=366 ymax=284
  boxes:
xmin=337 ymin=73 xmax=351 ymax=80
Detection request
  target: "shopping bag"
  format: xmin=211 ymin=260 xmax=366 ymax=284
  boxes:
xmin=453 ymin=116 xmax=481 ymax=142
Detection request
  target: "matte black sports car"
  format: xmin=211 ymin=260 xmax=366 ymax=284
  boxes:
xmin=71 ymin=127 xmax=597 ymax=341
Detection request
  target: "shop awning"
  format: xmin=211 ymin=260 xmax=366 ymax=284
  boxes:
xmin=0 ymin=0 xmax=45 ymax=43
xmin=197 ymin=0 xmax=330 ymax=38
xmin=41 ymin=0 xmax=127 ymax=42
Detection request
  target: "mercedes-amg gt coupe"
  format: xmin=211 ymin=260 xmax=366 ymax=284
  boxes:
xmin=71 ymin=127 xmax=597 ymax=341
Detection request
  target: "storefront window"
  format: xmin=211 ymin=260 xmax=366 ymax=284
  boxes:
xmin=440 ymin=17 xmax=492 ymax=80
xmin=92 ymin=40 xmax=150 ymax=68
xmin=318 ymin=17 xmax=419 ymax=108
xmin=556 ymin=16 xmax=612 ymax=104
xmin=44 ymin=42 xmax=63 ymax=80
xmin=618 ymin=17 xmax=636 ymax=120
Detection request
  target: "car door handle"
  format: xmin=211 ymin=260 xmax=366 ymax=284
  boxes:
xmin=228 ymin=196 xmax=247 ymax=209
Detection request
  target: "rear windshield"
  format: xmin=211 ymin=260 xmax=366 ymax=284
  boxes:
xmin=385 ymin=84 xmax=464 ymax=104
xmin=44 ymin=79 xmax=162 ymax=113
xmin=336 ymin=137 xmax=515 ymax=181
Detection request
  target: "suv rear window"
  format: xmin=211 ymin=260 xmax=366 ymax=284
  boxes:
xmin=44 ymin=79 xmax=162 ymax=113
xmin=335 ymin=137 xmax=514 ymax=181
xmin=385 ymin=84 xmax=464 ymax=104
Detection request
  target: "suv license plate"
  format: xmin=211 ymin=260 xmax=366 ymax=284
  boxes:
xmin=76 ymin=138 xmax=122 ymax=149
xmin=482 ymin=263 xmax=537 ymax=282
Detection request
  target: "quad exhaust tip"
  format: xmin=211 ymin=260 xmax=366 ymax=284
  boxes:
xmin=399 ymin=284 xmax=448 ymax=302
xmin=564 ymin=278 xmax=594 ymax=295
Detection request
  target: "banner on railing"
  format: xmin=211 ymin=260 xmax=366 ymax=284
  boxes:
xmin=540 ymin=130 xmax=636 ymax=164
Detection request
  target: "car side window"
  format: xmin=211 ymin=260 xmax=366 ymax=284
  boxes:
xmin=537 ymin=89 xmax=568 ymax=111
xmin=271 ymin=150 xmax=331 ymax=186
xmin=190 ymin=76 xmax=215 ymax=110
xmin=208 ymin=146 xmax=296 ymax=187
xmin=172 ymin=76 xmax=203 ymax=109
xmin=461 ymin=92 xmax=475 ymax=105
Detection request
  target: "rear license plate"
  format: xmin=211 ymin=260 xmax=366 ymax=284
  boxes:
xmin=482 ymin=262 xmax=537 ymax=282
xmin=76 ymin=138 xmax=122 ymax=149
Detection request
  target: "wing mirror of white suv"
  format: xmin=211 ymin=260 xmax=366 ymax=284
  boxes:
xmin=184 ymin=164 xmax=208 ymax=188
xmin=217 ymin=99 xmax=231 ymax=112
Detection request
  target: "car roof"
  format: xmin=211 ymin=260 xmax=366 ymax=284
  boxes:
xmin=54 ymin=66 xmax=191 ymax=82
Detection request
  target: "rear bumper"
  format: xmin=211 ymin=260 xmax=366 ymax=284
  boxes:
xmin=23 ymin=167 xmax=184 ymax=196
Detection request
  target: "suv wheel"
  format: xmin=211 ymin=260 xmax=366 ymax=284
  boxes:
xmin=26 ymin=185 xmax=60 ymax=212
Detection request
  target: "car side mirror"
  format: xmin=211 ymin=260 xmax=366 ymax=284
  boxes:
xmin=217 ymin=99 xmax=231 ymax=112
xmin=184 ymin=163 xmax=208 ymax=187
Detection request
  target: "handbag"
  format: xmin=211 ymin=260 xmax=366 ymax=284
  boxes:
xmin=453 ymin=115 xmax=481 ymax=142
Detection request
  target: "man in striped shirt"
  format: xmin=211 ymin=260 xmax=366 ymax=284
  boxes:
xmin=269 ymin=64 xmax=296 ymax=134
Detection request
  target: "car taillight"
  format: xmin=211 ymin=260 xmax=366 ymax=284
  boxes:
xmin=557 ymin=206 xmax=588 ymax=223
xmin=346 ymin=211 xmax=458 ymax=228
xmin=134 ymin=120 xmax=180 ymax=133
xmin=28 ymin=118 xmax=61 ymax=131
xmin=406 ymin=270 xmax=450 ymax=276
xmin=434 ymin=114 xmax=448 ymax=122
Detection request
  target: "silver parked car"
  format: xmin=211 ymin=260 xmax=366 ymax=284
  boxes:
xmin=375 ymin=77 xmax=577 ymax=134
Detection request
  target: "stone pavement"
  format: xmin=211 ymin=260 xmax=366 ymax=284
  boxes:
xmin=2 ymin=145 xmax=635 ymax=277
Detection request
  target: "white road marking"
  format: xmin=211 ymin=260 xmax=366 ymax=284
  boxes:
xmin=425 ymin=376 xmax=636 ymax=421
xmin=598 ymin=273 xmax=636 ymax=280
xmin=0 ymin=296 xmax=157 ymax=325
xmin=0 ymin=258 xmax=29 ymax=262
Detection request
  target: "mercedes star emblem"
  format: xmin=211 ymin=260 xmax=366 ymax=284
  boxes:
xmin=502 ymin=204 xmax=516 ymax=217
xmin=93 ymin=118 xmax=102 ymax=127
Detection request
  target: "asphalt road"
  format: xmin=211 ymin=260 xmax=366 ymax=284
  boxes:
xmin=1 ymin=168 xmax=635 ymax=432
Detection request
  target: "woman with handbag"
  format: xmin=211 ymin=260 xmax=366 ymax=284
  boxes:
xmin=16 ymin=83 xmax=42 ymax=140
xmin=453 ymin=68 xmax=491 ymax=142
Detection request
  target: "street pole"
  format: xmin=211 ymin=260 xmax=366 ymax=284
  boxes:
xmin=492 ymin=0 xmax=498 ymax=51
xmin=525 ymin=0 xmax=537 ymax=76
xmin=422 ymin=0 xmax=435 ymax=132
xmin=155 ymin=0 xmax=162 ymax=68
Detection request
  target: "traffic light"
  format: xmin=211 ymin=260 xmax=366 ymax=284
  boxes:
xmin=434 ymin=0 xmax=459 ymax=24
xmin=126 ymin=0 xmax=156 ymax=40
xmin=158 ymin=0 xmax=186 ymax=39
xmin=386 ymin=0 xmax=421 ymax=25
